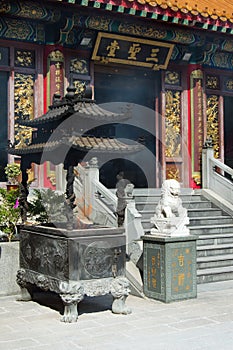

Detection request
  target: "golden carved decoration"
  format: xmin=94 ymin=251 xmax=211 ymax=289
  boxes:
xmin=17 ymin=2 xmax=44 ymax=18
xmin=174 ymin=30 xmax=194 ymax=44
xmin=214 ymin=53 xmax=230 ymax=68
xmin=192 ymin=174 xmax=201 ymax=185
xmin=166 ymin=164 xmax=180 ymax=181
xmin=15 ymin=49 xmax=35 ymax=68
xmin=88 ymin=16 xmax=111 ymax=31
xmin=4 ymin=19 xmax=31 ymax=40
xmin=0 ymin=3 xmax=10 ymax=12
xmin=14 ymin=73 xmax=34 ymax=148
xmin=165 ymin=90 xmax=181 ymax=157
xmin=225 ymin=79 xmax=233 ymax=91
xmin=191 ymin=69 xmax=203 ymax=79
xmin=222 ymin=40 xmax=233 ymax=52
xmin=118 ymin=23 xmax=167 ymax=40
xmin=206 ymin=95 xmax=219 ymax=158
xmin=165 ymin=71 xmax=180 ymax=85
xmin=70 ymin=58 xmax=88 ymax=74
xmin=206 ymin=75 xmax=219 ymax=89
xmin=15 ymin=125 xmax=34 ymax=149
xmin=48 ymin=50 xmax=64 ymax=62
xmin=74 ymin=80 xmax=86 ymax=95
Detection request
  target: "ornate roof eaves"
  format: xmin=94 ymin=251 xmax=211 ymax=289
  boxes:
xmin=75 ymin=0 xmax=233 ymax=28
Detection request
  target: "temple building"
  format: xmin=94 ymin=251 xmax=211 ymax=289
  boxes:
xmin=1 ymin=0 xmax=233 ymax=189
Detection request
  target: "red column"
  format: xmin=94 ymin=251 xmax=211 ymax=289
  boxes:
xmin=188 ymin=64 xmax=204 ymax=188
xmin=43 ymin=45 xmax=65 ymax=188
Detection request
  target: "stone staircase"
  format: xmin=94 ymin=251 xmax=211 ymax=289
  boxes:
xmin=134 ymin=189 xmax=233 ymax=284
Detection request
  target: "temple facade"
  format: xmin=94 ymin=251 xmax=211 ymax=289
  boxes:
xmin=1 ymin=0 xmax=233 ymax=189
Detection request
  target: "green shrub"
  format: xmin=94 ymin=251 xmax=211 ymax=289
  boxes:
xmin=0 ymin=188 xmax=20 ymax=241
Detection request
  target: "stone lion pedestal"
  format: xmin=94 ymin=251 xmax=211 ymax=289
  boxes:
xmin=142 ymin=234 xmax=197 ymax=303
xmin=17 ymin=225 xmax=131 ymax=322
xmin=142 ymin=179 xmax=197 ymax=302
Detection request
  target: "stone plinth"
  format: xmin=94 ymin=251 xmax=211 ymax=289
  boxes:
xmin=142 ymin=234 xmax=197 ymax=303
xmin=17 ymin=225 xmax=131 ymax=322
xmin=0 ymin=241 xmax=20 ymax=296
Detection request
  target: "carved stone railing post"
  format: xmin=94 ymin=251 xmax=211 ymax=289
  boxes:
xmin=125 ymin=199 xmax=144 ymax=254
xmin=84 ymin=158 xmax=99 ymax=220
xmin=202 ymin=141 xmax=214 ymax=189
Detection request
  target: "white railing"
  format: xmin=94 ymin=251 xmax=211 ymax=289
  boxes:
xmin=74 ymin=161 xmax=117 ymax=226
xmin=202 ymin=146 xmax=233 ymax=209
xmin=91 ymin=179 xmax=118 ymax=227
xmin=73 ymin=159 xmax=144 ymax=242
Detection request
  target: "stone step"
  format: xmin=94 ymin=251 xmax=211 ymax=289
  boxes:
xmin=197 ymin=233 xmax=233 ymax=246
xmin=133 ymin=188 xmax=194 ymax=195
xmin=141 ymin=217 xmax=232 ymax=227
xmin=187 ymin=208 xmax=224 ymax=217
xmin=134 ymin=194 xmax=204 ymax=203
xmin=136 ymin=200 xmax=213 ymax=211
xmin=189 ymin=216 xmax=233 ymax=226
xmin=197 ymin=243 xmax=233 ymax=257
xmin=138 ymin=208 xmax=226 ymax=220
xmin=197 ymin=266 xmax=233 ymax=284
xmin=142 ymin=220 xmax=233 ymax=232
xmin=197 ymin=254 xmax=233 ymax=269
xmin=189 ymin=224 xmax=233 ymax=235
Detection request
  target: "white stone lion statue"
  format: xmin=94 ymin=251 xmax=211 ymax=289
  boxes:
xmin=155 ymin=179 xmax=187 ymax=218
xmin=150 ymin=179 xmax=189 ymax=236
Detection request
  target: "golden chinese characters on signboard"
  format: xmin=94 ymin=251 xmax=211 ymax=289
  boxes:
xmin=92 ymin=32 xmax=174 ymax=70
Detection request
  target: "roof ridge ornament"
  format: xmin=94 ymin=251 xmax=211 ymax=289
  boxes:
xmin=66 ymin=68 xmax=77 ymax=99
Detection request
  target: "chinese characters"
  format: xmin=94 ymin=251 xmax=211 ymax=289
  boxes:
xmin=92 ymin=32 xmax=174 ymax=70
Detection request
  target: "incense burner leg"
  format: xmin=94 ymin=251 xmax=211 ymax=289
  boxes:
xmin=110 ymin=277 xmax=132 ymax=315
xmin=59 ymin=281 xmax=84 ymax=323
xmin=16 ymin=269 xmax=32 ymax=301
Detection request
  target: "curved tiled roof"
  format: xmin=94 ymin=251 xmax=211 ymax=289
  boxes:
xmin=73 ymin=101 xmax=130 ymax=121
xmin=8 ymin=136 xmax=142 ymax=155
xmin=84 ymin=0 xmax=233 ymax=23
xmin=125 ymin=0 xmax=233 ymax=22
xmin=18 ymin=104 xmax=71 ymax=126
xmin=19 ymin=99 xmax=128 ymax=127
xmin=68 ymin=135 xmax=142 ymax=152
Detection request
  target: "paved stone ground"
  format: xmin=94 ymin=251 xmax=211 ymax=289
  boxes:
xmin=1 ymin=281 xmax=233 ymax=350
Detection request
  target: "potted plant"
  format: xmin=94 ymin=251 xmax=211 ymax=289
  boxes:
xmin=4 ymin=163 xmax=21 ymax=191
xmin=0 ymin=188 xmax=20 ymax=242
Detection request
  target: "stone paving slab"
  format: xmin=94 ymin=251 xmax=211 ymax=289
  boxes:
xmin=1 ymin=281 xmax=233 ymax=349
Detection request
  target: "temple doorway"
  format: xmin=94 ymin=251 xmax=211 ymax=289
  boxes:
xmin=94 ymin=65 xmax=160 ymax=188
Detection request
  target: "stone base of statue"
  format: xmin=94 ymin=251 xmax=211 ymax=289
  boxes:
xmin=142 ymin=234 xmax=197 ymax=303
xmin=150 ymin=216 xmax=190 ymax=237
xmin=16 ymin=225 xmax=131 ymax=322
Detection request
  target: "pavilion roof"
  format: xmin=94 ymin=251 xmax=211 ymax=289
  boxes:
xmin=9 ymin=136 xmax=142 ymax=155
xmin=18 ymin=97 xmax=129 ymax=127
